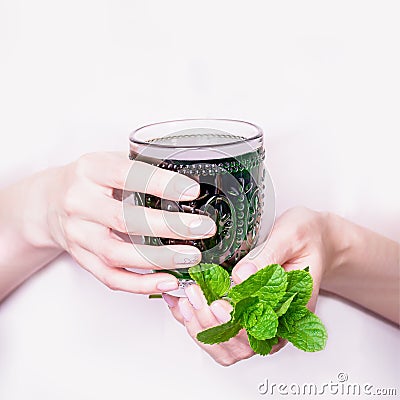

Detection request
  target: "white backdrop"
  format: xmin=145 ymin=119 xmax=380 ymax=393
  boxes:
xmin=0 ymin=1 xmax=399 ymax=399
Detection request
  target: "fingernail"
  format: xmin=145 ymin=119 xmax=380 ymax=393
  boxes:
xmin=156 ymin=280 xmax=179 ymax=292
xmin=176 ymin=180 xmax=200 ymax=201
xmin=189 ymin=218 xmax=216 ymax=237
xmin=162 ymin=293 xmax=178 ymax=308
xmin=210 ymin=302 xmax=232 ymax=323
xmin=185 ymin=285 xmax=206 ymax=310
xmin=179 ymin=298 xmax=193 ymax=321
xmin=235 ymin=263 xmax=257 ymax=282
xmin=173 ymin=248 xmax=201 ymax=266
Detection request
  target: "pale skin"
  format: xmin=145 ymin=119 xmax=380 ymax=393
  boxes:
xmin=0 ymin=152 xmax=216 ymax=300
xmin=164 ymin=207 xmax=400 ymax=366
xmin=1 ymin=156 xmax=398 ymax=367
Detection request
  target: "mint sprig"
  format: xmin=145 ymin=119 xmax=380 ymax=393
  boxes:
xmin=188 ymin=263 xmax=327 ymax=355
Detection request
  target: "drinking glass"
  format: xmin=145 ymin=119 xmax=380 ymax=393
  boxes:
xmin=124 ymin=119 xmax=275 ymax=295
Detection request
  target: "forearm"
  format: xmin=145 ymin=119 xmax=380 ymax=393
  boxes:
xmin=0 ymin=168 xmax=63 ymax=301
xmin=321 ymin=213 xmax=400 ymax=324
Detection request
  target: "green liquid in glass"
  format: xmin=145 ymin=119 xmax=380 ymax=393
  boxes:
xmin=130 ymin=136 xmax=265 ymax=281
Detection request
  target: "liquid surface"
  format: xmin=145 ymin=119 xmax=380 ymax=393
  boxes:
xmin=148 ymin=128 xmax=246 ymax=147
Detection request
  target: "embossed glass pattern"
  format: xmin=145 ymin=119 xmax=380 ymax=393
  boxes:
xmin=128 ymin=119 xmax=268 ymax=285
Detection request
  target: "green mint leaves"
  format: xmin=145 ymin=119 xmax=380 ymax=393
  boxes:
xmin=197 ymin=320 xmax=241 ymax=344
xmin=247 ymin=335 xmax=279 ymax=356
xmin=189 ymin=263 xmax=231 ymax=305
xmin=245 ymin=304 xmax=278 ymax=340
xmin=228 ymin=264 xmax=287 ymax=306
xmin=277 ymin=309 xmax=328 ymax=352
xmin=188 ymin=263 xmax=327 ymax=355
xmin=275 ymin=293 xmax=297 ymax=317
xmin=280 ymin=268 xmax=313 ymax=307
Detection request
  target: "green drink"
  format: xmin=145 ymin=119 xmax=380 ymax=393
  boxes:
xmin=127 ymin=120 xmax=273 ymax=293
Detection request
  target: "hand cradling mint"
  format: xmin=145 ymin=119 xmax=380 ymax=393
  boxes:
xmin=188 ymin=263 xmax=327 ymax=355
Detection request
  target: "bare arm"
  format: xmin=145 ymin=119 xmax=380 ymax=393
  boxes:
xmin=0 ymin=168 xmax=63 ymax=300
xmin=321 ymin=213 xmax=399 ymax=323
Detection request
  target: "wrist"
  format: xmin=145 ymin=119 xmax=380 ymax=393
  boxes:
xmin=22 ymin=167 xmax=63 ymax=250
xmin=321 ymin=212 xmax=358 ymax=283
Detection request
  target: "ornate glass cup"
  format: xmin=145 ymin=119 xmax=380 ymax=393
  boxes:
xmin=125 ymin=119 xmax=275 ymax=295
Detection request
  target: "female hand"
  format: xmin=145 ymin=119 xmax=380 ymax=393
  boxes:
xmin=164 ymin=207 xmax=332 ymax=365
xmin=40 ymin=152 xmax=216 ymax=294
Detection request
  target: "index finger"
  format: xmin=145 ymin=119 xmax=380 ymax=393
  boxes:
xmin=80 ymin=152 xmax=200 ymax=201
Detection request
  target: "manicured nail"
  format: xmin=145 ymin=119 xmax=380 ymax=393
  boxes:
xmin=185 ymin=285 xmax=206 ymax=310
xmin=179 ymin=298 xmax=193 ymax=321
xmin=189 ymin=218 xmax=216 ymax=237
xmin=162 ymin=293 xmax=178 ymax=308
xmin=176 ymin=179 xmax=200 ymax=201
xmin=210 ymin=301 xmax=232 ymax=323
xmin=235 ymin=263 xmax=257 ymax=282
xmin=173 ymin=248 xmax=201 ymax=266
xmin=156 ymin=280 xmax=179 ymax=292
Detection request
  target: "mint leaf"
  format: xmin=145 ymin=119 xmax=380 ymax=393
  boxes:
xmin=189 ymin=263 xmax=230 ymax=305
xmin=274 ymin=293 xmax=297 ymax=317
xmin=242 ymin=302 xmax=264 ymax=328
xmin=278 ymin=309 xmax=327 ymax=352
xmin=231 ymin=297 xmax=259 ymax=322
xmin=197 ymin=321 xmax=241 ymax=345
xmin=246 ymin=304 xmax=278 ymax=340
xmin=247 ymin=335 xmax=279 ymax=356
xmin=196 ymin=297 xmax=257 ymax=345
xmin=278 ymin=304 xmax=309 ymax=334
xmin=279 ymin=268 xmax=313 ymax=307
xmin=228 ymin=264 xmax=287 ymax=307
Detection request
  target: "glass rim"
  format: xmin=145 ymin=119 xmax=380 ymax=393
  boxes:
xmin=129 ymin=118 xmax=263 ymax=149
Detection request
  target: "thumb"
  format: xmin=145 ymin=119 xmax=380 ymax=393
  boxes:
xmin=232 ymin=222 xmax=292 ymax=283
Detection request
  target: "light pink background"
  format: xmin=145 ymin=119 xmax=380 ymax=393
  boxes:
xmin=0 ymin=1 xmax=399 ymax=399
